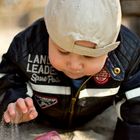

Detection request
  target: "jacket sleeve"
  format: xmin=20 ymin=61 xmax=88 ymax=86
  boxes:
xmin=0 ymin=36 xmax=30 ymax=117
xmin=114 ymin=54 xmax=140 ymax=140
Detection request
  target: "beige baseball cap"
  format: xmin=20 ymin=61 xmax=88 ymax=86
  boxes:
xmin=44 ymin=0 xmax=122 ymax=57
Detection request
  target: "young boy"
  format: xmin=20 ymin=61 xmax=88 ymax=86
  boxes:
xmin=0 ymin=0 xmax=140 ymax=139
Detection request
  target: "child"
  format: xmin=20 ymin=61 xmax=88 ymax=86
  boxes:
xmin=0 ymin=0 xmax=140 ymax=139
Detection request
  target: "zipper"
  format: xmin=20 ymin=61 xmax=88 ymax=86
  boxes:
xmin=68 ymin=75 xmax=93 ymax=127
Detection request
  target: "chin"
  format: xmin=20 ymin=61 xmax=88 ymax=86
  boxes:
xmin=65 ymin=73 xmax=84 ymax=79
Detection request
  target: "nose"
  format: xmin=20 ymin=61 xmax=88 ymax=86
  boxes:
xmin=66 ymin=54 xmax=84 ymax=71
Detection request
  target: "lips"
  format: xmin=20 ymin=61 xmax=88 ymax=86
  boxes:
xmin=64 ymin=71 xmax=84 ymax=79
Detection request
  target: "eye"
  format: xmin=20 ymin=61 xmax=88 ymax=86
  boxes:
xmin=83 ymin=55 xmax=94 ymax=59
xmin=58 ymin=49 xmax=70 ymax=55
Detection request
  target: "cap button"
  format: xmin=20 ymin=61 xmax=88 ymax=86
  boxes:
xmin=113 ymin=67 xmax=121 ymax=75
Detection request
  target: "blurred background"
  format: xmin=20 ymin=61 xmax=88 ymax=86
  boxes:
xmin=0 ymin=0 xmax=140 ymax=56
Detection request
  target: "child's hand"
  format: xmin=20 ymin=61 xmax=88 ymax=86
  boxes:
xmin=3 ymin=97 xmax=38 ymax=124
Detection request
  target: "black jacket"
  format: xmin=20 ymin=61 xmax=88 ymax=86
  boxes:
xmin=0 ymin=18 xmax=140 ymax=140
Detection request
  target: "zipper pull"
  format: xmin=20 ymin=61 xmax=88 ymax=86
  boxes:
xmin=70 ymin=97 xmax=76 ymax=114
xmin=69 ymin=97 xmax=76 ymax=127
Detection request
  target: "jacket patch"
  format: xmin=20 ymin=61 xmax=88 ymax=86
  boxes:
xmin=35 ymin=95 xmax=58 ymax=109
xmin=93 ymin=68 xmax=110 ymax=85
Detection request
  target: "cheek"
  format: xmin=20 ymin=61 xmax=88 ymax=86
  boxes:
xmin=49 ymin=53 xmax=64 ymax=71
xmin=85 ymin=64 xmax=102 ymax=75
xmin=85 ymin=58 xmax=106 ymax=75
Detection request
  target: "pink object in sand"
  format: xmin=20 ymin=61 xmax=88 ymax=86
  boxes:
xmin=34 ymin=131 xmax=61 ymax=140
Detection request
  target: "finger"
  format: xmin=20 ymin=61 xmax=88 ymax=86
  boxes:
xmin=3 ymin=111 xmax=11 ymax=123
xmin=24 ymin=97 xmax=34 ymax=109
xmin=7 ymin=103 xmax=16 ymax=118
xmin=16 ymin=98 xmax=28 ymax=113
xmin=28 ymin=108 xmax=38 ymax=120
xmin=29 ymin=110 xmax=38 ymax=120
xmin=7 ymin=103 xmax=23 ymax=124
xmin=24 ymin=97 xmax=38 ymax=119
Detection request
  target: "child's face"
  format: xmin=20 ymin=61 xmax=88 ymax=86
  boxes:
xmin=49 ymin=38 xmax=107 ymax=79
